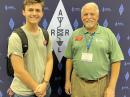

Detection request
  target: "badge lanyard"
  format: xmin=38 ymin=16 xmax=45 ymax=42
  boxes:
xmin=85 ymin=32 xmax=96 ymax=52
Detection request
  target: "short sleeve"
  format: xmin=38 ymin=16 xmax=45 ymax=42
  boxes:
xmin=64 ymin=35 xmax=73 ymax=59
xmin=8 ymin=32 xmax=23 ymax=58
xmin=47 ymin=33 xmax=53 ymax=54
xmin=107 ymin=28 xmax=124 ymax=63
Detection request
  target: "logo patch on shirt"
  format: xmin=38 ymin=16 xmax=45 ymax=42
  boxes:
xmin=74 ymin=35 xmax=83 ymax=41
xmin=95 ymin=39 xmax=103 ymax=42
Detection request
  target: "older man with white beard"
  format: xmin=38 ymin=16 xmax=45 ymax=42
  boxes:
xmin=64 ymin=2 xmax=124 ymax=97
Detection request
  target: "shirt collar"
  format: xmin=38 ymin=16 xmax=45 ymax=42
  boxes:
xmin=82 ymin=24 xmax=100 ymax=34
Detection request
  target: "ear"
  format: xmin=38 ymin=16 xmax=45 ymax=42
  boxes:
xmin=41 ymin=11 xmax=44 ymax=17
xmin=97 ymin=14 xmax=99 ymax=20
xmin=80 ymin=13 xmax=83 ymax=21
xmin=22 ymin=10 xmax=25 ymax=16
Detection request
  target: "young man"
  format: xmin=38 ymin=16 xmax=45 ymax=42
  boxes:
xmin=7 ymin=0 xmax=53 ymax=97
xmin=64 ymin=2 xmax=124 ymax=97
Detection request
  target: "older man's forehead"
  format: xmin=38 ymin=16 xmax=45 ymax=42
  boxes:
xmin=81 ymin=2 xmax=99 ymax=15
xmin=84 ymin=3 xmax=98 ymax=9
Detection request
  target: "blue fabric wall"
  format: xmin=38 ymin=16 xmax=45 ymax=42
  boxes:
xmin=0 ymin=0 xmax=130 ymax=97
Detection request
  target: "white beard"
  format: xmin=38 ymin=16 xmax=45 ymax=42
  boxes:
xmin=84 ymin=21 xmax=95 ymax=29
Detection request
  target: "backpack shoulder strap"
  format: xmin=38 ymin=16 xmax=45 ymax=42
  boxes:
xmin=14 ymin=28 xmax=28 ymax=55
xmin=41 ymin=28 xmax=49 ymax=46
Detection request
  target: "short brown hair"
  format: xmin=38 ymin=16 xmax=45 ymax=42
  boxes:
xmin=22 ymin=0 xmax=44 ymax=10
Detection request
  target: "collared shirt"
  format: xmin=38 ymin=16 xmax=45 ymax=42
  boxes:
xmin=64 ymin=25 xmax=124 ymax=80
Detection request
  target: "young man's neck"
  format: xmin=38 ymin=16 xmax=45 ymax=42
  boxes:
xmin=24 ymin=23 xmax=39 ymax=33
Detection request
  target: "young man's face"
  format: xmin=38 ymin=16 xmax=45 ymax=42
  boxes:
xmin=22 ymin=3 xmax=43 ymax=25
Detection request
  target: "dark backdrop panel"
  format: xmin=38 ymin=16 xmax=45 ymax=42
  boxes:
xmin=0 ymin=0 xmax=130 ymax=97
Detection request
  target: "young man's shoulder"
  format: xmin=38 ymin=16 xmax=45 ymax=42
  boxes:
xmin=9 ymin=31 xmax=20 ymax=40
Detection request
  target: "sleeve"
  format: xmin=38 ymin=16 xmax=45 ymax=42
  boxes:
xmin=107 ymin=28 xmax=124 ymax=63
xmin=47 ymin=33 xmax=53 ymax=54
xmin=64 ymin=35 xmax=73 ymax=59
xmin=8 ymin=32 xmax=23 ymax=58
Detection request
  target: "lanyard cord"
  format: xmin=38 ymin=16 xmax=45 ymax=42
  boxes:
xmin=85 ymin=32 xmax=96 ymax=51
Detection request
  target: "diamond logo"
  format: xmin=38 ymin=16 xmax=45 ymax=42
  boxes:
xmin=47 ymin=0 xmax=73 ymax=62
xmin=73 ymin=19 xmax=79 ymax=30
xmin=128 ymin=48 xmax=130 ymax=56
xmin=119 ymin=4 xmax=124 ymax=16
xmin=125 ymin=72 xmax=129 ymax=81
xmin=103 ymin=18 xmax=108 ymax=27
xmin=116 ymin=33 xmax=121 ymax=42
xmin=0 ymin=91 xmax=2 ymax=97
xmin=127 ymin=36 xmax=130 ymax=40
xmin=42 ymin=19 xmax=48 ymax=29
xmin=58 ymin=86 xmax=62 ymax=95
xmin=0 ymin=80 xmax=2 ymax=84
xmin=124 ymin=62 xmax=127 ymax=66
xmin=9 ymin=18 xmax=14 ymax=30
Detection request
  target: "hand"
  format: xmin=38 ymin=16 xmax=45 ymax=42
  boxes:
xmin=34 ymin=83 xmax=47 ymax=97
xmin=65 ymin=81 xmax=72 ymax=95
xmin=7 ymin=88 xmax=14 ymax=97
xmin=104 ymin=87 xmax=115 ymax=97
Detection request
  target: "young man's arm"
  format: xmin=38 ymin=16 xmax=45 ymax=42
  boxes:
xmin=65 ymin=59 xmax=73 ymax=95
xmin=34 ymin=52 xmax=53 ymax=97
xmin=43 ymin=52 xmax=53 ymax=83
xmin=11 ymin=54 xmax=38 ymax=91
xmin=104 ymin=61 xmax=121 ymax=97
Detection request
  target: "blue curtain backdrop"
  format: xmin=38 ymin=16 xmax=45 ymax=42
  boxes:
xmin=0 ymin=0 xmax=130 ymax=97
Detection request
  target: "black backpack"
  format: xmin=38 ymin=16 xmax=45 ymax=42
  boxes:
xmin=6 ymin=28 xmax=49 ymax=77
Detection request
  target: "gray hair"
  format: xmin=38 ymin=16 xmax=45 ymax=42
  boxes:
xmin=81 ymin=2 xmax=99 ymax=15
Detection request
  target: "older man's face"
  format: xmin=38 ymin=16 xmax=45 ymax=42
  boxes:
xmin=81 ymin=5 xmax=99 ymax=30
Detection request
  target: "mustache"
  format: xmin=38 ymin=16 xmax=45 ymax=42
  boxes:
xmin=86 ymin=19 xmax=95 ymax=22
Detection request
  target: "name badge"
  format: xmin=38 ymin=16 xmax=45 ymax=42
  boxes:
xmin=81 ymin=53 xmax=93 ymax=62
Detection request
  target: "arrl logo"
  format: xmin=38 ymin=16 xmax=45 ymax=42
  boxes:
xmin=5 ymin=5 xmax=16 ymax=11
xmin=48 ymin=0 xmax=73 ymax=62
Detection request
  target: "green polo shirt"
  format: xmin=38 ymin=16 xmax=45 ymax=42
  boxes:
xmin=64 ymin=25 xmax=124 ymax=80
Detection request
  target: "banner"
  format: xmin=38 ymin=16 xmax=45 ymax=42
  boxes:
xmin=0 ymin=0 xmax=129 ymax=97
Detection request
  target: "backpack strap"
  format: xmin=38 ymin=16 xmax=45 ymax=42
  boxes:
xmin=14 ymin=28 xmax=28 ymax=55
xmin=13 ymin=28 xmax=48 ymax=55
xmin=41 ymin=28 xmax=49 ymax=46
